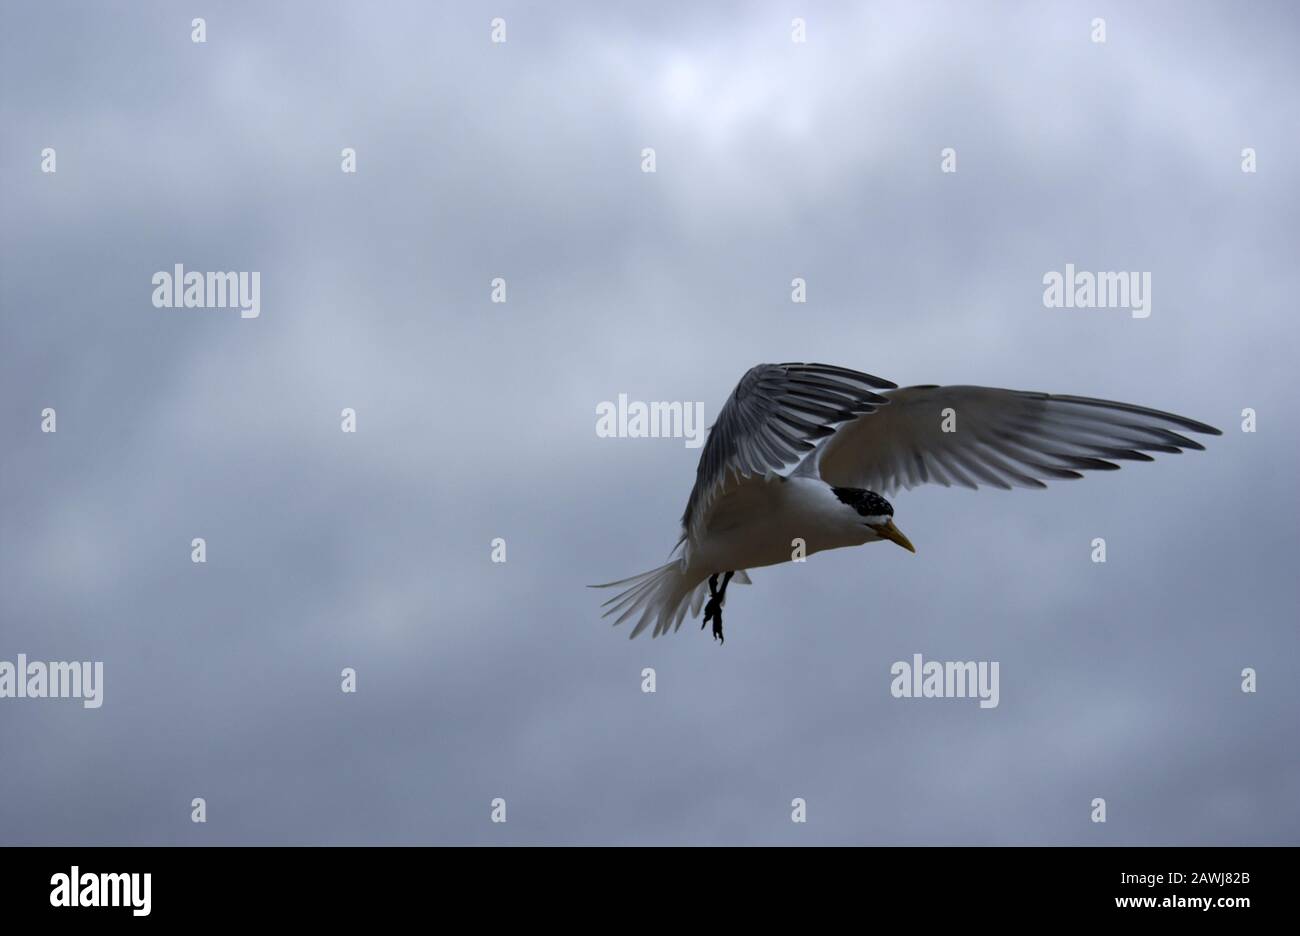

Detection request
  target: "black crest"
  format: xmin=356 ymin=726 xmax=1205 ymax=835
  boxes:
xmin=831 ymin=486 xmax=894 ymax=518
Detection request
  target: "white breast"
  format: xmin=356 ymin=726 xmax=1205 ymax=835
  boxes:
xmin=689 ymin=475 xmax=871 ymax=575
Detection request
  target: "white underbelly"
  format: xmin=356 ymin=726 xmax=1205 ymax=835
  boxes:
xmin=691 ymin=476 xmax=869 ymax=574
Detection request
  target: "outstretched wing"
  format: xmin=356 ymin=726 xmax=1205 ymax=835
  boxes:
xmin=815 ymin=385 xmax=1221 ymax=494
xmin=682 ymin=363 xmax=897 ymax=543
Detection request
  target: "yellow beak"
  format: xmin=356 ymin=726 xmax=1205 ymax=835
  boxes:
xmin=877 ymin=518 xmax=916 ymax=553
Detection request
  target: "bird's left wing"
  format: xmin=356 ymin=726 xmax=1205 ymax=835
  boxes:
xmin=681 ymin=363 xmax=897 ymax=543
xmin=814 ymin=384 xmax=1221 ymax=495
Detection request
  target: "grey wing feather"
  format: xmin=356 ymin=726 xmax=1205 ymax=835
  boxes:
xmin=815 ymin=385 xmax=1221 ymax=495
xmin=682 ymin=363 xmax=897 ymax=541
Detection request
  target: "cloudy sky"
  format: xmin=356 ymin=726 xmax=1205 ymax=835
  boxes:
xmin=2 ymin=0 xmax=1297 ymax=845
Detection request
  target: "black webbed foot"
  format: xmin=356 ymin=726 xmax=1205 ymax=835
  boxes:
xmin=702 ymin=595 xmax=724 ymax=643
xmin=701 ymin=571 xmax=734 ymax=645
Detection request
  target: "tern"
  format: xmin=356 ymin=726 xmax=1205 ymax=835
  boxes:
xmin=593 ymin=363 xmax=1220 ymax=643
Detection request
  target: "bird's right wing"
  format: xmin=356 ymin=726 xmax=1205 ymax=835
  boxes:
xmin=681 ymin=363 xmax=897 ymax=543
xmin=814 ymin=385 xmax=1221 ymax=495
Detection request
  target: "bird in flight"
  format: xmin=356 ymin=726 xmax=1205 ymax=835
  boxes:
xmin=593 ymin=363 xmax=1220 ymax=643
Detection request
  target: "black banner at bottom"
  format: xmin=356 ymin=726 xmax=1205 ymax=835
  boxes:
xmin=0 ymin=845 xmax=1281 ymax=922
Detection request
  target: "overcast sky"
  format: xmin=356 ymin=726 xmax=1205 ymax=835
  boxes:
xmin=2 ymin=0 xmax=1297 ymax=845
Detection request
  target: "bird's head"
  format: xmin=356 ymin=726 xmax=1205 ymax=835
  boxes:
xmin=830 ymin=486 xmax=916 ymax=553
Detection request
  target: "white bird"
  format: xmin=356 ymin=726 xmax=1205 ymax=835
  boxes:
xmin=593 ymin=363 xmax=1220 ymax=643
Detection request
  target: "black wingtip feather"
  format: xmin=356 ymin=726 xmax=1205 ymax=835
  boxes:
xmin=779 ymin=362 xmax=898 ymax=391
xmin=1051 ymin=394 xmax=1222 ymax=436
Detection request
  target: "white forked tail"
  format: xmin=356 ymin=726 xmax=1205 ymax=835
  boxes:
xmin=590 ymin=561 xmax=750 ymax=639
